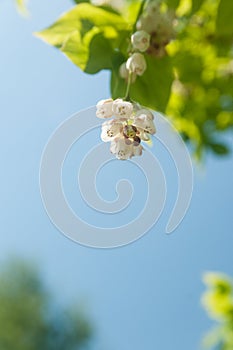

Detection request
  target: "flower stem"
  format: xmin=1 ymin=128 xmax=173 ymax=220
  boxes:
xmin=124 ymin=0 xmax=147 ymax=101
xmin=133 ymin=0 xmax=147 ymax=33
xmin=125 ymin=72 xmax=132 ymax=101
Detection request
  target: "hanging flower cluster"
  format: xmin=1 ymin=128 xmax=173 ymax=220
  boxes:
xmin=118 ymin=0 xmax=176 ymax=86
xmin=96 ymin=98 xmax=156 ymax=160
xmin=95 ymin=2 xmax=159 ymax=160
xmin=137 ymin=0 xmax=176 ymax=57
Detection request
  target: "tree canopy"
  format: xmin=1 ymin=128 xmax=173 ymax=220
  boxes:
xmin=35 ymin=0 xmax=233 ymax=159
xmin=0 ymin=259 xmax=92 ymax=350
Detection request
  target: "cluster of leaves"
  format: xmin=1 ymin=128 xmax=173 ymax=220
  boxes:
xmin=0 ymin=259 xmax=92 ymax=350
xmin=202 ymin=272 xmax=233 ymax=350
xmin=36 ymin=0 xmax=233 ymax=158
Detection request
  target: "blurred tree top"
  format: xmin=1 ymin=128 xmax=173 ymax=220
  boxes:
xmin=202 ymin=272 xmax=233 ymax=350
xmin=35 ymin=0 xmax=233 ymax=159
xmin=0 ymin=259 xmax=92 ymax=350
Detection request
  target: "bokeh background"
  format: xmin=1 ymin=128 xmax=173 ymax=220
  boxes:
xmin=0 ymin=1 xmax=232 ymax=349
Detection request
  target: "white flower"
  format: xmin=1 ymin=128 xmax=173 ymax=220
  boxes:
xmin=112 ymin=99 xmax=133 ymax=118
xmin=119 ymin=62 xmax=137 ymax=83
xmin=133 ymin=113 xmax=156 ymax=135
xmin=146 ymin=0 xmax=161 ymax=14
xmin=137 ymin=0 xmax=162 ymax=33
xmin=137 ymin=10 xmax=176 ymax=52
xmin=135 ymin=108 xmax=154 ymax=120
xmin=131 ymin=30 xmax=151 ymax=52
xmin=96 ymin=99 xmax=113 ymax=119
xmin=110 ymin=137 xmax=144 ymax=160
xmin=101 ymin=119 xmax=123 ymax=142
xmin=126 ymin=53 xmax=147 ymax=76
xmin=110 ymin=137 xmax=133 ymax=160
xmin=137 ymin=14 xmax=159 ymax=33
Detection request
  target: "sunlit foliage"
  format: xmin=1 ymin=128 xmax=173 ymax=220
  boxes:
xmin=36 ymin=0 xmax=233 ymax=158
xmin=202 ymin=272 xmax=233 ymax=350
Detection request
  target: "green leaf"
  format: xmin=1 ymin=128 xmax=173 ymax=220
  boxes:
xmin=166 ymin=0 xmax=180 ymax=9
xmin=110 ymin=51 xmax=127 ymax=98
xmin=173 ymin=51 xmax=203 ymax=84
xmin=191 ymin=0 xmax=204 ymax=13
xmin=131 ymin=55 xmax=174 ymax=112
xmin=216 ymin=0 xmax=233 ymax=36
xmin=111 ymin=55 xmax=174 ymax=112
xmin=62 ymin=30 xmax=114 ymax=73
xmin=36 ymin=3 xmax=128 ymax=47
xmin=124 ymin=1 xmax=142 ymax=24
xmin=35 ymin=3 xmax=129 ymax=73
xmin=209 ymin=142 xmax=230 ymax=155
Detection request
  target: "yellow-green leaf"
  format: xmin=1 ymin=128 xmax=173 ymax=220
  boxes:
xmin=35 ymin=3 xmax=128 ymax=48
xmin=216 ymin=0 xmax=233 ymax=36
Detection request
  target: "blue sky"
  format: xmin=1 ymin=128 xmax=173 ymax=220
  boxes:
xmin=0 ymin=1 xmax=233 ymax=349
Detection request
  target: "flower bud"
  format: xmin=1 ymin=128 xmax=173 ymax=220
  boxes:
xmin=131 ymin=30 xmax=151 ymax=52
xmin=126 ymin=53 xmax=147 ymax=76
xmin=119 ymin=62 xmax=137 ymax=83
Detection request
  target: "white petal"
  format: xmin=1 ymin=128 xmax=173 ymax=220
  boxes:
xmin=96 ymin=98 xmax=113 ymax=107
xmin=133 ymin=115 xmax=156 ymax=135
xmin=126 ymin=53 xmax=147 ymax=76
xmin=131 ymin=144 xmax=144 ymax=158
xmin=119 ymin=62 xmax=137 ymax=83
xmin=101 ymin=120 xmax=123 ymax=142
xmin=96 ymin=98 xmax=113 ymax=119
xmin=112 ymin=99 xmax=133 ymax=118
xmin=110 ymin=137 xmax=132 ymax=160
xmin=119 ymin=62 xmax=128 ymax=79
xmin=136 ymin=12 xmax=162 ymax=34
xmin=138 ymin=131 xmax=150 ymax=141
xmin=135 ymin=108 xmax=154 ymax=120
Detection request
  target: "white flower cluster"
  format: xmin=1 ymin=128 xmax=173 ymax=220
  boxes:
xmin=137 ymin=0 xmax=176 ymax=57
xmin=96 ymin=98 xmax=156 ymax=160
xmin=119 ymin=30 xmax=151 ymax=83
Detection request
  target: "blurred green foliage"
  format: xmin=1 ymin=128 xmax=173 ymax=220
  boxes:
xmin=15 ymin=0 xmax=29 ymax=16
xmin=36 ymin=0 xmax=233 ymax=158
xmin=0 ymin=259 xmax=92 ymax=350
xmin=202 ymin=272 xmax=233 ymax=350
